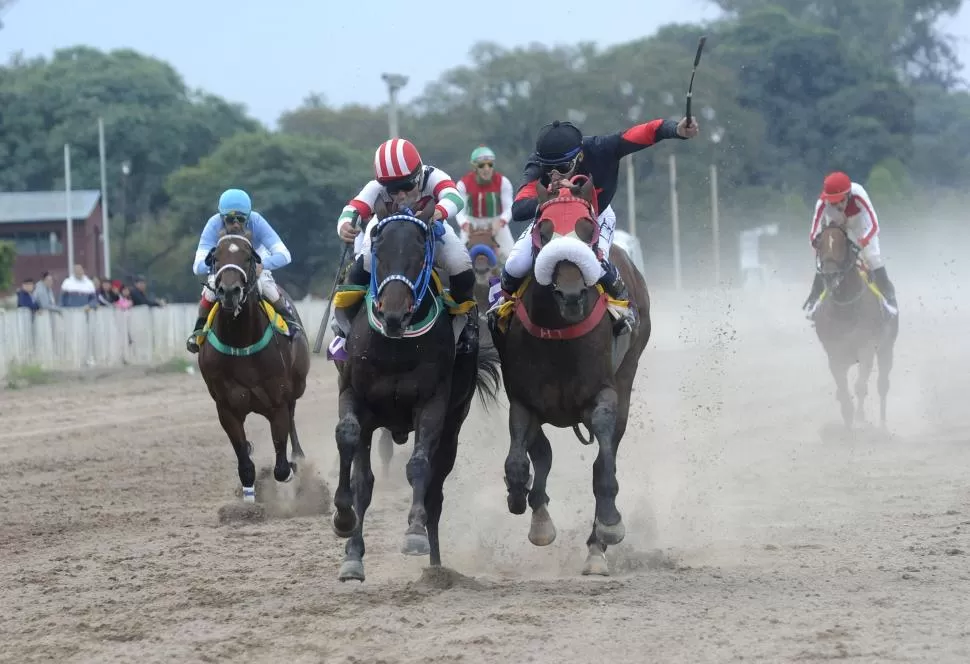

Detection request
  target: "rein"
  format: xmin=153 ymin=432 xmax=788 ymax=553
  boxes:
xmin=368 ymin=213 xmax=442 ymax=315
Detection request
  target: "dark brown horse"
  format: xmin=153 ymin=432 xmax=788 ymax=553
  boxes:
xmin=491 ymin=176 xmax=651 ymax=576
xmin=198 ymin=230 xmax=310 ymax=504
xmin=813 ymin=224 xmax=898 ymax=429
xmin=330 ymin=206 xmax=500 ymax=582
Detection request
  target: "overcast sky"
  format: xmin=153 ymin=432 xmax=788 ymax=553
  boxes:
xmin=3 ymin=0 xmax=970 ymax=127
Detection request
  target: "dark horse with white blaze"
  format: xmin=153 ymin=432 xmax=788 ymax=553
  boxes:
xmin=331 ymin=206 xmax=500 ymax=582
xmin=491 ymin=176 xmax=651 ymax=576
xmin=813 ymin=224 xmax=898 ymax=429
xmin=197 ymin=230 xmax=310 ymax=503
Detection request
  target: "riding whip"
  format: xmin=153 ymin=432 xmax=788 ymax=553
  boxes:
xmin=312 ymin=213 xmax=360 ymax=354
xmin=684 ymin=36 xmax=707 ymax=127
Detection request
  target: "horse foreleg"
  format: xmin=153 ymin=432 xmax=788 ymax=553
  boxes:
xmin=527 ymin=428 xmax=556 ymax=546
xmin=288 ymin=401 xmax=306 ymax=460
xmin=876 ymin=338 xmax=896 ymax=428
xmin=855 ymin=348 xmax=876 ymax=424
xmin=505 ymin=398 xmax=540 ymax=516
xmin=339 ymin=427 xmax=375 ymax=582
xmin=217 ymin=406 xmax=255 ymax=503
xmin=402 ymin=394 xmax=448 ymax=557
xmin=588 ymin=386 xmax=624 ymax=546
xmin=332 ymin=388 xmax=361 ymax=538
xmin=828 ymin=354 xmax=854 ymax=429
xmin=425 ymin=417 xmax=461 ymax=567
xmin=270 ymin=406 xmax=295 ymax=483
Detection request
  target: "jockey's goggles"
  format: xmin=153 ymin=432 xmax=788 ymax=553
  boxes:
xmin=221 ymin=212 xmax=249 ymax=225
xmin=383 ymin=175 xmax=420 ymax=195
xmin=537 ymin=148 xmax=581 ymax=175
xmin=476 ymin=161 xmax=494 ymax=169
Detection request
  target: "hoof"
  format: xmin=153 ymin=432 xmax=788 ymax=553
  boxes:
xmin=331 ymin=508 xmax=358 ymax=538
xmin=582 ymin=549 xmax=610 ymax=576
xmin=528 ymin=505 xmax=557 ymax=546
xmin=401 ymin=531 xmax=431 ymax=556
xmin=338 ymin=559 xmax=365 ymax=582
xmin=507 ymin=491 xmax=528 ymax=515
xmin=275 ymin=466 xmax=295 ymax=483
xmin=595 ymin=517 xmax=626 ymax=546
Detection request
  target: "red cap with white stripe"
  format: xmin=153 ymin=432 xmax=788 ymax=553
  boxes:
xmin=374 ymin=138 xmax=423 ymax=183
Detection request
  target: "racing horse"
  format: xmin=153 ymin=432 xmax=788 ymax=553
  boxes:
xmin=197 ymin=229 xmax=310 ymax=504
xmin=489 ymin=175 xmax=650 ymax=576
xmin=330 ymin=202 xmax=500 ymax=582
xmin=813 ymin=224 xmax=898 ymax=429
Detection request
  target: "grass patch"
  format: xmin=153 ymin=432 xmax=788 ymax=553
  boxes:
xmin=5 ymin=362 xmax=58 ymax=390
xmin=149 ymin=356 xmax=194 ymax=374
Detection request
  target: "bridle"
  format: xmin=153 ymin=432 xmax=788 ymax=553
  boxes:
xmin=207 ymin=233 xmax=261 ymax=315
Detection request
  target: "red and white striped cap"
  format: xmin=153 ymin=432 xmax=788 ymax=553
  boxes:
xmin=374 ymin=138 xmax=423 ymax=183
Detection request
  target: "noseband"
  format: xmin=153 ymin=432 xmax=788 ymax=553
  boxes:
xmin=211 ymin=234 xmax=260 ymax=310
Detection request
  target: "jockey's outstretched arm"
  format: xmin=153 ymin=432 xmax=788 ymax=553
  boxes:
xmin=192 ymin=215 xmax=223 ymax=276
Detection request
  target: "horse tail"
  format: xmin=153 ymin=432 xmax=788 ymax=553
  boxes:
xmin=474 ymin=344 xmax=503 ymax=411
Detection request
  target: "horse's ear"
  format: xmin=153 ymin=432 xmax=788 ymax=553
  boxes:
xmin=374 ymin=198 xmax=389 ymax=221
xmin=413 ymin=201 xmax=435 ymax=222
xmin=579 ymin=176 xmax=595 ymax=203
xmin=535 ymin=181 xmax=551 ymax=206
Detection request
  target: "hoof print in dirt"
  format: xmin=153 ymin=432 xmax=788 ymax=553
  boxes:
xmin=415 ymin=567 xmax=486 ymax=591
xmin=217 ymin=501 xmax=267 ymax=524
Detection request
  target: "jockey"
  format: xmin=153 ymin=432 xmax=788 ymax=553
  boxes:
xmin=803 ymin=171 xmax=898 ymax=318
xmin=333 ymin=138 xmax=478 ymax=352
xmin=498 ymin=117 xmax=699 ymax=335
xmin=455 ymin=145 xmax=515 ymax=260
xmin=185 ymin=188 xmax=301 ymax=354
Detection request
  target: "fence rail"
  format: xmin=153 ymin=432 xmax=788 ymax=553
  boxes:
xmin=0 ymin=301 xmax=334 ymax=379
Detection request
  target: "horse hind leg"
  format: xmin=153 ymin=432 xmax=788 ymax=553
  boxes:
xmin=876 ymin=340 xmax=895 ymax=428
xmin=217 ymin=408 xmax=256 ymax=502
xmin=378 ymin=429 xmax=394 ymax=480
xmin=828 ymin=355 xmax=854 ymax=429
xmin=527 ymin=428 xmax=556 ymax=547
xmin=288 ymin=401 xmax=305 ymax=461
xmin=505 ymin=399 xmax=539 ymax=516
xmin=854 ymin=349 xmax=876 ymax=424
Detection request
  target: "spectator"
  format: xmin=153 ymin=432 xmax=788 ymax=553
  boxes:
xmin=16 ymin=277 xmax=39 ymax=311
xmin=115 ymin=285 xmax=134 ymax=310
xmin=60 ymin=264 xmax=97 ymax=308
xmin=32 ymin=272 xmax=58 ymax=310
xmin=97 ymin=277 xmax=119 ymax=306
xmin=130 ymin=275 xmax=165 ymax=307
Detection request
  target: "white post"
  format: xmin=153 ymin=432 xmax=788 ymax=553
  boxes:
xmin=711 ymin=162 xmax=720 ymax=285
xmin=64 ymin=143 xmax=74 ymax=275
xmin=98 ymin=117 xmax=111 ymax=278
xmin=669 ymin=153 xmax=682 ymax=291
xmin=625 ymin=155 xmax=637 ymax=238
xmin=381 ymin=73 xmax=408 ymax=139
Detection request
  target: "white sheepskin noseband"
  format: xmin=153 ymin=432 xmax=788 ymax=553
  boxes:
xmin=533 ymin=236 xmax=602 ymax=287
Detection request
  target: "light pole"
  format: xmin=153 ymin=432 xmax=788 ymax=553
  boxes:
xmin=380 ymin=73 xmax=408 ymax=139
xmin=702 ymin=105 xmax=726 ymax=285
xmin=619 ymin=82 xmax=642 ymax=238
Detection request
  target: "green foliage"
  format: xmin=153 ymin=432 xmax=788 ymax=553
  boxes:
xmin=5 ymin=362 xmax=57 ymax=390
xmin=0 ymin=240 xmax=13 ymax=293
xmin=165 ymin=131 xmax=372 ymax=297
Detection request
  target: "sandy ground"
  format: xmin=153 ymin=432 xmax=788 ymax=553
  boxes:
xmin=2 ymin=276 xmax=969 ymax=664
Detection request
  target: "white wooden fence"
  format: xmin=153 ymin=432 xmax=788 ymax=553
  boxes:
xmin=0 ymin=301 xmax=335 ymax=380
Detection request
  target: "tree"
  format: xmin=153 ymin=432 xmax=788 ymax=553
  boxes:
xmin=0 ymin=240 xmax=13 ymax=293
xmin=279 ymin=97 xmax=391 ymax=150
xmin=165 ymin=132 xmax=372 ymax=298
xmin=706 ymin=0 xmax=963 ymax=87
xmin=0 ymin=46 xmax=260 ymax=263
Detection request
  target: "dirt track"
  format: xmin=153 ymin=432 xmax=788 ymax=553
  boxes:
xmin=2 ymin=280 xmax=969 ymax=664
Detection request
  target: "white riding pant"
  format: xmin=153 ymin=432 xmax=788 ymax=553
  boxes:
xmin=358 ymin=217 xmax=473 ymax=276
xmin=202 ymin=270 xmax=279 ymax=303
xmin=505 ymin=204 xmax=616 ymax=279
xmin=459 ymin=217 xmax=515 ymax=259
xmin=858 ymin=235 xmax=884 ymax=270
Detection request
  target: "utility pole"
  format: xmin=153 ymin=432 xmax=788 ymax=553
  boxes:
xmin=380 ymin=73 xmax=408 ymax=139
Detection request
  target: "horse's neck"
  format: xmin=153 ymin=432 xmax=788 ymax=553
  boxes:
xmin=214 ymin=299 xmax=265 ymax=345
xmin=523 ymin=280 xmax=597 ymax=327
xmin=834 ymin=269 xmax=864 ymax=300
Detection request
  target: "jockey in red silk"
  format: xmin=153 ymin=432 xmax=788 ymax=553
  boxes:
xmin=802 ymin=171 xmax=898 ymax=319
xmin=501 ymin=117 xmax=700 ymax=335
xmin=332 ymin=138 xmax=478 ymax=353
xmin=455 ymin=145 xmax=515 ymax=259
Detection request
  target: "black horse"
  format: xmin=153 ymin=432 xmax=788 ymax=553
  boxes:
xmin=330 ymin=211 xmax=500 ymax=582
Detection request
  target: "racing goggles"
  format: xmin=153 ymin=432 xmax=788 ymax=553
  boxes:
xmin=221 ymin=212 xmax=249 ymax=225
xmin=476 ymin=161 xmax=494 ymax=170
xmin=537 ymin=148 xmax=581 ymax=176
xmin=383 ymin=173 xmax=420 ymax=195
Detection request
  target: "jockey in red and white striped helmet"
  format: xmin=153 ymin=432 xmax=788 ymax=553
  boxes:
xmin=331 ymin=138 xmax=478 ymax=353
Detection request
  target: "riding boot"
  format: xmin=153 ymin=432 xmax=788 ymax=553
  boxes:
xmin=450 ymin=269 xmax=479 ymax=354
xmin=871 ymin=266 xmax=898 ymax=315
xmin=597 ymin=259 xmax=636 ymax=336
xmin=802 ymin=272 xmax=825 ymax=320
xmin=186 ymin=301 xmax=212 ymax=354
xmin=486 ymin=267 xmax=524 ymax=332
xmin=334 ymin=256 xmax=370 ymax=339
xmin=271 ymin=296 xmax=302 ymax=337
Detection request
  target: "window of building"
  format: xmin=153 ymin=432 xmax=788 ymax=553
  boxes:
xmin=0 ymin=231 xmax=64 ymax=255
